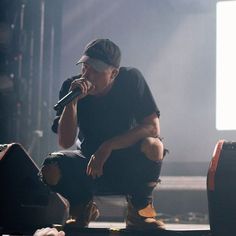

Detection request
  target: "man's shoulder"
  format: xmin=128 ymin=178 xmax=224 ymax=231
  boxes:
xmin=118 ymin=67 xmax=145 ymax=86
xmin=118 ymin=67 xmax=144 ymax=81
xmin=119 ymin=66 xmax=142 ymax=76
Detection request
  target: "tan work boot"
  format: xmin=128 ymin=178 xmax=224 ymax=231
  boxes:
xmin=126 ymin=200 xmax=165 ymax=230
xmin=66 ymin=201 xmax=100 ymax=227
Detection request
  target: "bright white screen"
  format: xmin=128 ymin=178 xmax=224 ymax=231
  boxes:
xmin=216 ymin=1 xmax=236 ymax=130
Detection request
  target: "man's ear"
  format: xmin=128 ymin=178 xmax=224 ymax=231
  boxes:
xmin=111 ymin=68 xmax=119 ymax=79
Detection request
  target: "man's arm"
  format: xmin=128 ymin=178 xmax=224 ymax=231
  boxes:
xmin=86 ymin=112 xmax=161 ymax=178
xmin=57 ymin=77 xmax=94 ymax=149
xmin=104 ymin=112 xmax=160 ymax=151
xmin=58 ymin=101 xmax=78 ymax=149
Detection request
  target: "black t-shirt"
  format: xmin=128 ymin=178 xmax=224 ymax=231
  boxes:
xmin=52 ymin=67 xmax=160 ymax=156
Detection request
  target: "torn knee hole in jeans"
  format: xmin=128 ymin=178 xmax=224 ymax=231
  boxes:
xmin=39 ymin=162 xmax=61 ymax=186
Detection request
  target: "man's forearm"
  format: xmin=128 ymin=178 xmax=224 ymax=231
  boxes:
xmin=58 ymin=102 xmax=78 ymax=148
xmin=104 ymin=123 xmax=159 ymax=151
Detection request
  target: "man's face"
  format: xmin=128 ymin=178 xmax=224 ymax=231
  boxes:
xmin=81 ymin=63 xmax=118 ymax=96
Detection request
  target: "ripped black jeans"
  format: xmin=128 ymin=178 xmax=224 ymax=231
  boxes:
xmin=41 ymin=144 xmax=163 ymax=209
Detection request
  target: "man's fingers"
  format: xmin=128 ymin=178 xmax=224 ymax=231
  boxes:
xmin=98 ymin=169 xmax=103 ymax=177
xmin=86 ymin=155 xmax=104 ymax=178
xmin=71 ymin=79 xmax=92 ymax=95
xmin=86 ymin=165 xmax=91 ymax=176
xmin=90 ymin=169 xmax=103 ymax=179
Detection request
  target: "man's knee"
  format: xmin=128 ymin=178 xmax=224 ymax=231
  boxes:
xmin=141 ymin=137 xmax=164 ymax=162
xmin=41 ymin=162 xmax=61 ymax=186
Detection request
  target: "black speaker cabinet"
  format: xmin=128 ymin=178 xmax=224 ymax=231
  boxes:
xmin=207 ymin=140 xmax=236 ymax=236
xmin=0 ymin=143 xmax=69 ymax=231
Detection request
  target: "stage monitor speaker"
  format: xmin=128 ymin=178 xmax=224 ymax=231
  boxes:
xmin=207 ymin=140 xmax=236 ymax=236
xmin=0 ymin=143 xmax=69 ymax=232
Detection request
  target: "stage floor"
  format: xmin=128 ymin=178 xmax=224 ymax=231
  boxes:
xmin=1 ymin=222 xmax=211 ymax=236
xmin=90 ymin=222 xmax=210 ymax=231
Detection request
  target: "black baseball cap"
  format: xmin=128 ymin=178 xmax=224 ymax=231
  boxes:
xmin=76 ymin=39 xmax=121 ymax=72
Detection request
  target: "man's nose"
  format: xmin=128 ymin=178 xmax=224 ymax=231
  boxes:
xmin=82 ymin=70 xmax=89 ymax=79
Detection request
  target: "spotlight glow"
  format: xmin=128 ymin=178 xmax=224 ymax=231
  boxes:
xmin=216 ymin=1 xmax=236 ymax=130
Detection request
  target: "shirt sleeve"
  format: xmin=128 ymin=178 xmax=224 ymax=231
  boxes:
xmin=129 ymin=68 xmax=160 ymax=123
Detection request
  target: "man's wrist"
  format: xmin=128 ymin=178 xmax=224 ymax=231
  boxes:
xmin=64 ymin=100 xmax=77 ymax=111
xmin=101 ymin=140 xmax=114 ymax=152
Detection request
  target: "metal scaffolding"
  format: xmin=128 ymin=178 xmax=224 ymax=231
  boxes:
xmin=0 ymin=0 xmax=63 ymax=164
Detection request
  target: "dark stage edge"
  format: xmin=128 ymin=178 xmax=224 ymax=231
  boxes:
xmin=1 ymin=223 xmax=212 ymax=236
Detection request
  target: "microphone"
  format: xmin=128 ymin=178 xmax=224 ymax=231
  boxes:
xmin=53 ymin=79 xmax=92 ymax=111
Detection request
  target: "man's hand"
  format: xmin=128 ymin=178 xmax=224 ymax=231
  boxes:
xmin=70 ymin=78 xmax=95 ymax=102
xmin=86 ymin=142 xmax=112 ymax=179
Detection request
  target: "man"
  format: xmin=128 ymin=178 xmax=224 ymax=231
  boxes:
xmin=41 ymin=39 xmax=165 ymax=229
